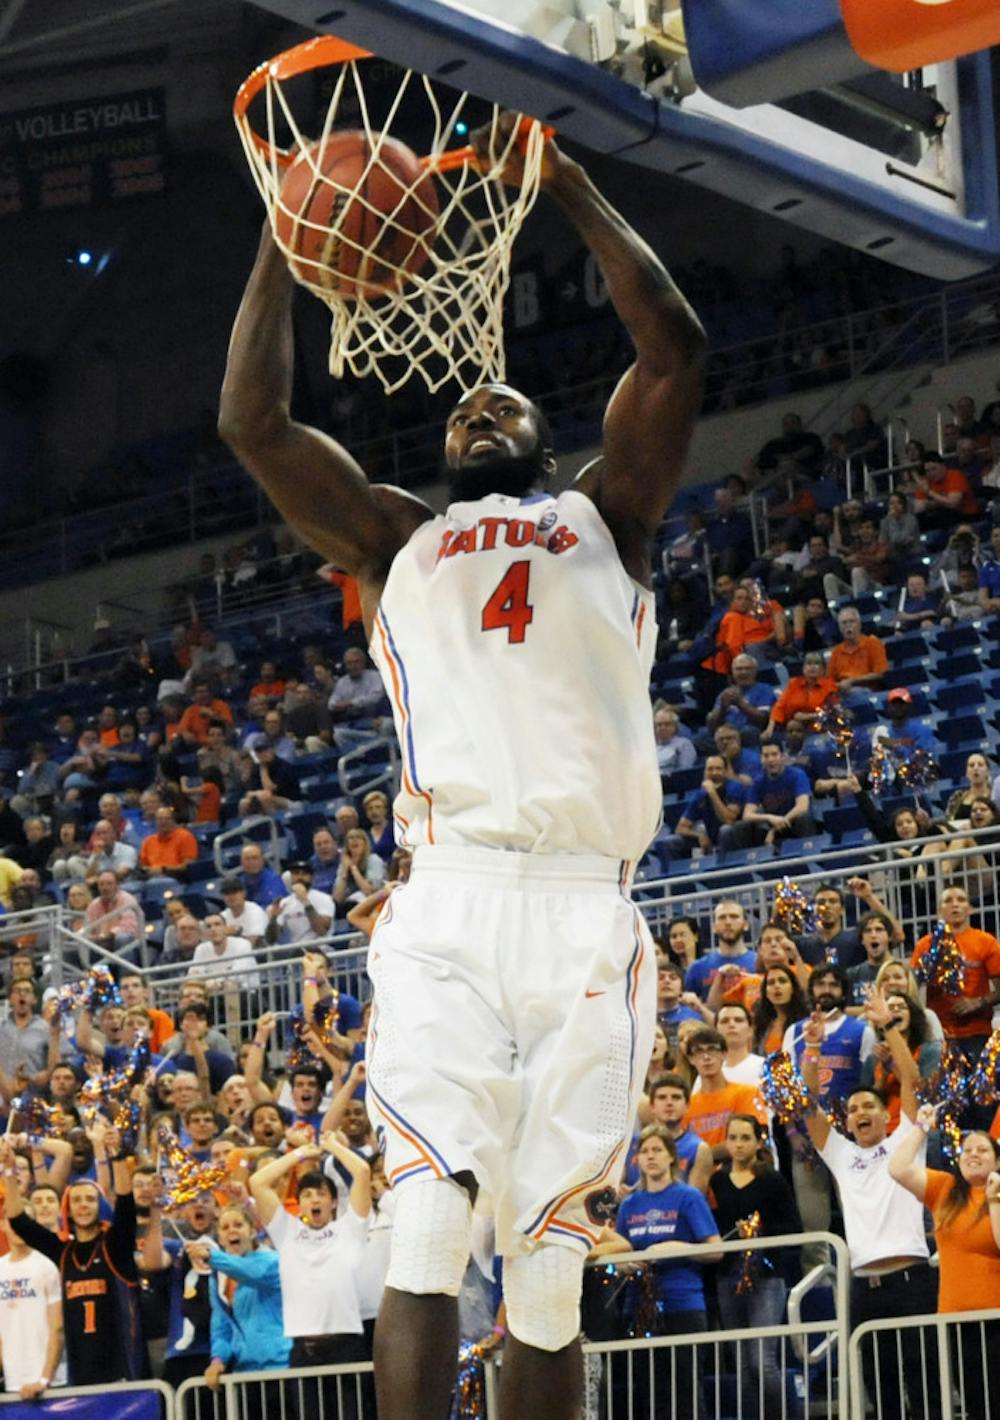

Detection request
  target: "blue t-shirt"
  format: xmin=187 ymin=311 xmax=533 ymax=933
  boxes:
xmin=241 ymin=867 xmax=287 ymax=908
xmin=684 ymin=948 xmax=758 ymax=1001
xmin=658 ymin=1002 xmax=704 ymax=1050
xmin=877 ymin=718 xmax=936 ymax=759
xmin=681 ymin=781 xmax=747 ymax=844
xmin=712 ymin=683 xmax=776 ymax=734
xmin=624 ymin=1126 xmax=702 ymax=1189
xmin=615 ymin=1183 xmax=717 ymax=1314
xmin=786 ymin=1013 xmax=869 ymax=1101
xmin=749 ymin=765 xmax=811 ymax=817
xmin=163 ymin=1237 xmax=213 ymax=1361
xmin=733 ymin=748 xmax=762 ymax=780
xmin=979 ymin=562 xmax=1000 ymax=599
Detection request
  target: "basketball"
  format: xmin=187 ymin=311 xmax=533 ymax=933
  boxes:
xmin=275 ymin=130 xmax=439 ymax=299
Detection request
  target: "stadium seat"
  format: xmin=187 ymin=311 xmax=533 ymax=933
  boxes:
xmin=886 ymin=635 xmax=929 ymax=665
xmin=779 ymin=834 xmax=833 ymax=856
xmin=884 ymin=665 xmax=931 ymax=692
xmin=934 ymin=623 xmax=982 ymax=653
xmin=938 ymin=714 xmax=988 ymax=746
xmin=933 ymin=651 xmax=982 ymax=681
xmin=822 ymin=804 xmax=866 ymax=839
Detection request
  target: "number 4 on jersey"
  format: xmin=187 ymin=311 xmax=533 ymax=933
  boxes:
xmin=482 ymin=560 xmax=534 ymax=644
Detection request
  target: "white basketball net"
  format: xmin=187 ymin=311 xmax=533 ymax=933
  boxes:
xmin=235 ymin=52 xmax=548 ymax=394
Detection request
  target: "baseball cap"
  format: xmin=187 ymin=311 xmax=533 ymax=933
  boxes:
xmin=220 ymin=877 xmax=244 ymax=895
xmin=287 ymin=859 xmax=312 ymax=872
xmin=887 ymin=688 xmax=912 ymax=703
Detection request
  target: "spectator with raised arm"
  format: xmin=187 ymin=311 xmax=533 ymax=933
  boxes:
xmin=911 ymin=884 xmax=1000 ymax=1069
xmin=797 ymin=993 xmax=938 ymax=1420
xmin=267 ymin=861 xmax=335 ymax=947
xmin=141 ymin=1190 xmax=219 ymax=1388
xmin=0 ymin=1131 xmax=142 ymax=1384
xmin=890 ymin=1108 xmax=1000 ymax=1420
xmin=795 ymin=878 xmax=903 ymax=970
xmin=251 ymin=1132 xmax=371 ymax=1412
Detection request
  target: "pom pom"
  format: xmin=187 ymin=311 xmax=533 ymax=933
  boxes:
xmin=916 ymin=1049 xmax=969 ymax=1166
xmin=54 ymin=966 xmax=123 ymax=1020
xmin=896 ymin=748 xmax=939 ymax=791
xmin=8 ymin=1094 xmax=67 ymax=1141
xmin=867 ymin=739 xmax=894 ymax=797
xmin=735 ymin=1210 xmax=764 ymax=1295
xmin=287 ymin=995 xmax=341 ymax=1071
xmin=157 ymin=1123 xmax=228 ymax=1209
xmin=914 ymin=922 xmax=962 ymax=996
xmin=772 ymin=878 xmax=816 ymax=937
xmin=79 ymin=1038 xmax=150 ymax=1110
xmin=450 ymin=1341 xmax=487 ymax=1419
xmin=970 ymin=1029 xmax=1000 ymax=1107
xmin=760 ymin=1051 xmax=813 ymax=1125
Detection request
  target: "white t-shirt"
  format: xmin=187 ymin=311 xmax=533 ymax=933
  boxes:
xmin=266 ymin=1203 xmax=368 ymax=1337
xmin=187 ymin=936 xmax=260 ymax=989
xmin=0 ymin=1248 xmax=64 ymax=1391
xmin=222 ymin=901 xmax=268 ymax=942
xmin=275 ymin=889 xmax=336 ymax=946
xmin=356 ymin=1191 xmax=395 ymax=1321
xmin=819 ymin=1115 xmax=930 ymax=1273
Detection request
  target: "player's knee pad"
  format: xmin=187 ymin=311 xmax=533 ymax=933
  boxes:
xmin=504 ymin=1245 xmax=584 ymax=1352
xmin=385 ymin=1176 xmax=473 ymax=1297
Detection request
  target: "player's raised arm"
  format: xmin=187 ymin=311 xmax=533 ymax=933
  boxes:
xmin=218 ymin=223 xmax=432 ymax=589
xmin=543 ymin=146 xmax=706 ymax=570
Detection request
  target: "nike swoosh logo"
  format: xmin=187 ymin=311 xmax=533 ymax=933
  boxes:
xmin=585 ymin=989 xmax=607 ymax=999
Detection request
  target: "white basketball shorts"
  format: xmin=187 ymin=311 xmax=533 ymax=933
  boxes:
xmin=365 ymin=844 xmax=656 ymax=1257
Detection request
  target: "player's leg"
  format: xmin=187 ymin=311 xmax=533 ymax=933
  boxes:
xmin=374 ymin=1171 xmax=477 ymax=1420
xmin=499 ymin=1247 xmax=586 ymax=1420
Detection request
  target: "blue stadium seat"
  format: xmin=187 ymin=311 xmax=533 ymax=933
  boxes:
xmin=886 ymin=635 xmax=929 ymax=665
xmin=938 ymin=714 xmax=988 ymax=746
xmin=933 ymin=680 xmax=987 ymax=714
xmin=780 ymin=834 xmax=833 ymax=856
xmin=666 ymin=766 xmax=703 ymax=796
xmin=884 ymin=665 xmax=931 ymax=691
xmin=822 ymin=804 xmax=866 ymax=839
xmin=934 ymin=623 xmax=982 ymax=653
xmin=934 ymin=651 xmax=982 ymax=681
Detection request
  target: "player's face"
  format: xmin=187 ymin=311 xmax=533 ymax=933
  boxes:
xmin=444 ymin=385 xmax=549 ymax=499
xmin=298 ymin=1185 xmax=335 ymax=1229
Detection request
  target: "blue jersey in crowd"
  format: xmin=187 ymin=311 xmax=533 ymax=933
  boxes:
xmin=685 ymin=948 xmax=758 ymax=1001
xmin=712 ymin=683 xmax=776 ymax=734
xmin=615 ymin=1182 xmax=717 ymax=1314
xmin=681 ymin=781 xmax=747 ymax=844
xmin=749 ymin=764 xmax=811 ymax=817
xmin=786 ymin=1013 xmax=870 ymax=1100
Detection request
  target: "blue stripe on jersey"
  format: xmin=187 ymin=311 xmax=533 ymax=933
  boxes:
xmin=624 ymin=913 xmax=644 ymax=1096
xmin=524 ymin=1139 xmax=622 ymax=1239
xmin=366 ymin=1079 xmax=452 ymax=1177
xmin=378 ymin=607 xmax=424 ymax=792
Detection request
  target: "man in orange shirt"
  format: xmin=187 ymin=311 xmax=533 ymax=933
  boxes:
xmin=176 ymin=680 xmax=234 ymax=747
xmin=911 ymin=885 xmax=1000 ymax=1067
xmin=97 ymin=704 xmax=121 ymax=747
xmin=249 ymin=660 xmax=287 ymax=704
xmin=705 ymin=579 xmax=788 ymax=676
xmin=913 ymin=452 xmax=980 ymax=529
xmin=138 ymin=806 xmax=199 ymax=880
xmin=684 ymin=1027 xmax=766 ymax=1161
xmin=827 ymin=606 xmax=887 ymax=701
xmin=761 ymin=651 xmax=836 ymax=740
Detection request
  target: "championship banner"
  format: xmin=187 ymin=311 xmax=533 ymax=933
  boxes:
xmin=2 ymin=1391 xmax=160 ymax=1420
xmin=0 ymin=88 xmax=166 ymax=218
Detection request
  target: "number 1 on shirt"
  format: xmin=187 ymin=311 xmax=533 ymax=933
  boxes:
xmin=482 ymin=561 xmax=534 ymax=644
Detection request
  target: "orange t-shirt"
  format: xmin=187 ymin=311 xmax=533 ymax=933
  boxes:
xmin=685 ymin=1082 xmax=766 ymax=1149
xmin=139 ymin=826 xmax=199 ymax=871
xmin=326 ymin=571 xmax=364 ymax=630
xmin=177 ymin=700 xmax=234 ymax=745
xmin=146 ymin=1006 xmax=175 ymax=1054
xmin=195 ymin=782 xmax=222 ymax=824
xmin=706 ymin=603 xmax=783 ymax=675
xmin=827 ymin=635 xmax=888 ymax=683
xmin=99 ymin=728 xmax=121 ymax=747
xmin=914 ymin=468 xmax=979 ymax=518
xmin=771 ymin=677 xmax=838 ymax=726
xmin=924 ymin=1171 xmax=1000 ymax=1313
xmin=250 ymin=680 xmax=287 ymax=701
xmin=911 ymin=928 xmax=1000 ymax=1039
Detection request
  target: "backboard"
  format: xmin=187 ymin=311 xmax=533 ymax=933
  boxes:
xmin=248 ymin=0 xmax=1000 ymax=280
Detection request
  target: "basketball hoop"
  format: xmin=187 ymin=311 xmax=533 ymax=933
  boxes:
xmin=234 ymin=36 xmax=552 ymax=394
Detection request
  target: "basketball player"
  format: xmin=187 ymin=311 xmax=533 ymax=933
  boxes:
xmin=220 ymin=116 xmax=705 ymax=1420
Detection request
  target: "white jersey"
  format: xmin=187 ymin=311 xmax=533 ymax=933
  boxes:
xmin=369 ymin=489 xmax=660 ymax=862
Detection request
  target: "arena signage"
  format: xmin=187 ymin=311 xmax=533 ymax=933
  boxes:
xmin=0 ymin=87 xmax=167 ymax=217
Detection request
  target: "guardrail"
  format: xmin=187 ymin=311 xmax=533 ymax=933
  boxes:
xmin=847 ymin=1306 xmax=1000 ymax=1420
xmin=0 ymin=1379 xmax=175 ymax=1417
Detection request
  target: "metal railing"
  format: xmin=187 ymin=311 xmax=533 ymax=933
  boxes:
xmin=848 ymin=1307 xmax=1000 ymax=1420
xmin=0 ymin=1379 xmax=175 ymax=1414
